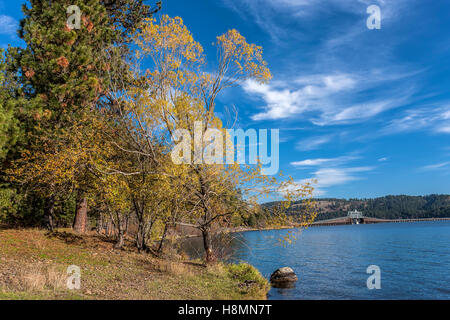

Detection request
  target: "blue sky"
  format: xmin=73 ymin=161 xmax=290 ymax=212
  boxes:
xmin=1 ymin=0 xmax=449 ymax=198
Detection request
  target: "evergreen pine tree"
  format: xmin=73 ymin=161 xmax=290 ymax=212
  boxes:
xmin=9 ymin=0 xmax=161 ymax=231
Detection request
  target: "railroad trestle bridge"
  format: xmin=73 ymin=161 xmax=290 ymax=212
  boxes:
xmin=311 ymin=210 xmax=450 ymax=227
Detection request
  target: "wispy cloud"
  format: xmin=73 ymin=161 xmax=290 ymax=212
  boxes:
xmin=300 ymin=166 xmax=374 ymax=196
xmin=291 ymin=155 xmax=359 ymax=167
xmin=290 ymin=152 xmax=374 ymax=196
xmin=220 ymin=0 xmax=406 ymax=42
xmin=228 ymin=0 xmax=423 ymax=128
xmin=245 ymin=71 xmax=415 ymax=125
xmin=0 ymin=15 xmax=18 ymax=38
xmin=295 ymin=134 xmax=334 ymax=151
xmin=437 ymin=126 xmax=450 ymax=134
xmin=421 ymin=162 xmax=450 ymax=171
xmin=382 ymin=104 xmax=450 ymax=135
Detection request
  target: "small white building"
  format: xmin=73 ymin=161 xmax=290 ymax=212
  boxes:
xmin=348 ymin=209 xmax=363 ymax=219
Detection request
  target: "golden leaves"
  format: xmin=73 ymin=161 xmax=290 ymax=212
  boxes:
xmin=135 ymin=15 xmax=204 ymax=67
xmin=216 ymin=29 xmax=272 ymax=84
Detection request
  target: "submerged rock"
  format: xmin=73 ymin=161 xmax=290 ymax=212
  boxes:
xmin=270 ymin=267 xmax=298 ymax=288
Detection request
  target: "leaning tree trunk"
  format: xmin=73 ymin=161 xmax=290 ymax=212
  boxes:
xmin=73 ymin=193 xmax=88 ymax=233
xmin=156 ymin=222 xmax=170 ymax=256
xmin=202 ymin=227 xmax=215 ymax=264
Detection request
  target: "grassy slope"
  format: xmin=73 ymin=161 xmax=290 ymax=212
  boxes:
xmin=0 ymin=227 xmax=269 ymax=300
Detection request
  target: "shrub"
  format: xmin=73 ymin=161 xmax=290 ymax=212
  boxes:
xmin=227 ymin=263 xmax=268 ymax=288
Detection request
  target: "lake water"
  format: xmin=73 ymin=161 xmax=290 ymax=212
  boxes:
xmin=183 ymin=221 xmax=450 ymax=299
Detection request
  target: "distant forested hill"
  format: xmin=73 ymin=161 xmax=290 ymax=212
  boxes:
xmin=270 ymin=195 xmax=450 ymax=221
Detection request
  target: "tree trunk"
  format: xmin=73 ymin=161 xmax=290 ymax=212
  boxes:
xmin=124 ymin=215 xmax=129 ymax=236
xmin=96 ymin=213 xmax=103 ymax=234
xmin=44 ymin=197 xmax=55 ymax=232
xmin=114 ymin=212 xmax=125 ymax=249
xmin=106 ymin=221 xmax=112 ymax=237
xmin=114 ymin=229 xmax=125 ymax=249
xmin=202 ymin=227 xmax=215 ymax=264
xmin=156 ymin=222 xmax=169 ymax=256
xmin=73 ymin=194 xmax=88 ymax=233
xmin=136 ymin=221 xmax=145 ymax=252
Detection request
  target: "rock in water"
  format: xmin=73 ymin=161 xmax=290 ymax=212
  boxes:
xmin=270 ymin=267 xmax=298 ymax=288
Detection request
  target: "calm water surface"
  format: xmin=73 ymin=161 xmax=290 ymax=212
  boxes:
xmin=183 ymin=221 xmax=450 ymax=299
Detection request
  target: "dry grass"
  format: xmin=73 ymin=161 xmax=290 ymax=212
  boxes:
xmin=0 ymin=228 xmax=269 ymax=300
xmin=153 ymin=259 xmax=195 ymax=277
xmin=17 ymin=266 xmax=65 ymax=292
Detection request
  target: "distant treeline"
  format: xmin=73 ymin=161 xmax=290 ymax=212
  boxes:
xmin=264 ymin=195 xmax=450 ymax=221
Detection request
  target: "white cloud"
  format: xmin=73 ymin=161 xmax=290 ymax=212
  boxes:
xmin=289 ymin=152 xmax=374 ymax=196
xmin=246 ymin=73 xmax=413 ymax=125
xmin=246 ymin=74 xmax=357 ymax=122
xmin=298 ymin=166 xmax=374 ymax=196
xmin=421 ymin=162 xmax=450 ymax=171
xmin=378 ymin=157 xmax=388 ymax=162
xmin=313 ymin=167 xmax=373 ymax=186
xmin=245 ymin=80 xmax=305 ymax=121
xmin=315 ymin=99 xmax=409 ymax=126
xmin=438 ymin=127 xmax=450 ymax=134
xmin=291 ymin=155 xmax=359 ymax=167
xmin=383 ymin=104 xmax=450 ymax=135
xmin=291 ymin=158 xmax=333 ymax=167
xmin=0 ymin=15 xmax=18 ymax=37
xmin=295 ymin=134 xmax=333 ymax=151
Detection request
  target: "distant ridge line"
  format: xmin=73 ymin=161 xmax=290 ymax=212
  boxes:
xmin=311 ymin=217 xmax=450 ymax=227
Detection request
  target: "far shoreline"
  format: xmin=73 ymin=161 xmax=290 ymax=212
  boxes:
xmin=227 ymin=217 xmax=450 ymax=234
